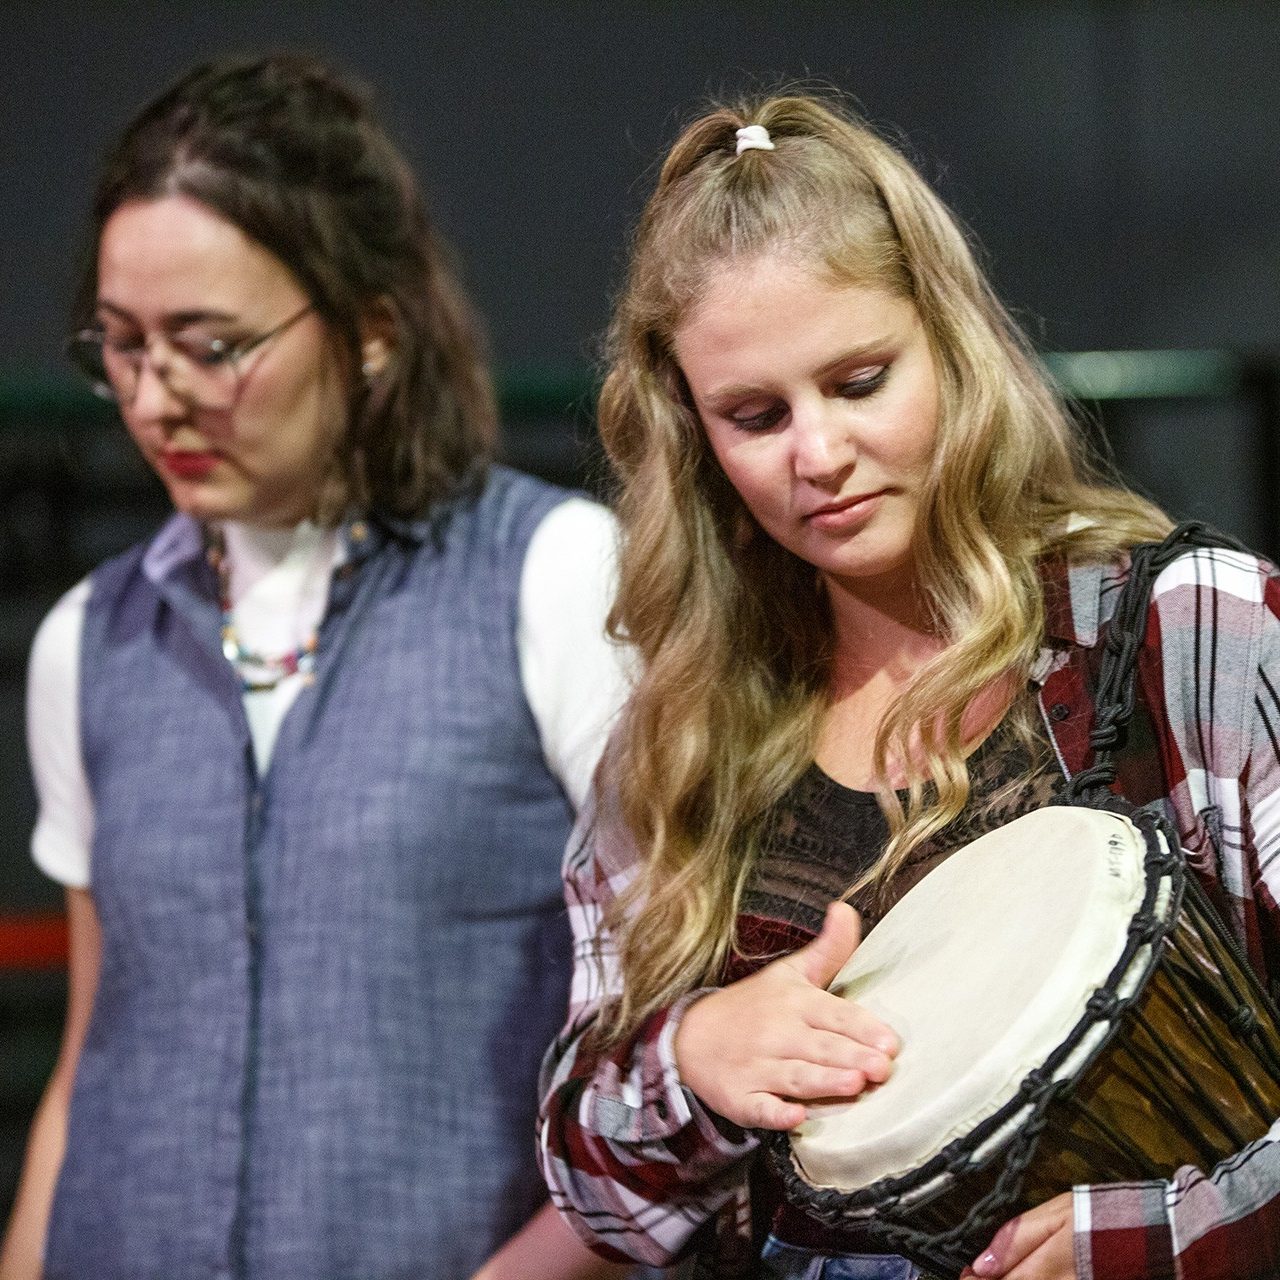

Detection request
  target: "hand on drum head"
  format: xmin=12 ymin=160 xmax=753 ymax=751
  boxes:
xmin=959 ymin=1192 xmax=1075 ymax=1280
xmin=672 ymin=901 xmax=899 ymax=1130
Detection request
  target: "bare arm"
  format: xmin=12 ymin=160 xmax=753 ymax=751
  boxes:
xmin=469 ymin=1200 xmax=635 ymax=1280
xmin=0 ymin=889 xmax=101 ymax=1280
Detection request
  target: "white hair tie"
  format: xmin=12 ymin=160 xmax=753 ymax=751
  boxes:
xmin=735 ymin=124 xmax=775 ymax=156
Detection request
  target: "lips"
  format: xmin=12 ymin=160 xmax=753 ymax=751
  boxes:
xmin=160 ymin=450 xmax=221 ymax=480
xmin=804 ymin=490 xmax=887 ymax=525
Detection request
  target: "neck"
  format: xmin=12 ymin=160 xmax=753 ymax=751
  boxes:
xmin=815 ymin=573 xmax=944 ymax=791
xmin=210 ymin=519 xmax=338 ymax=606
xmin=817 ymin=573 xmax=1020 ymax=790
xmin=823 ymin=570 xmax=941 ymax=696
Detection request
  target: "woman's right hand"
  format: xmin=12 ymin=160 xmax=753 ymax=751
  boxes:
xmin=673 ymin=901 xmax=898 ymax=1130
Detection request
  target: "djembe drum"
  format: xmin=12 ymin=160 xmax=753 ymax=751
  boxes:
xmin=767 ymin=802 xmax=1280 ymax=1277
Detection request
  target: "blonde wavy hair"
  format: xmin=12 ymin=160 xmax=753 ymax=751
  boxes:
xmin=596 ymin=94 xmax=1169 ymax=1042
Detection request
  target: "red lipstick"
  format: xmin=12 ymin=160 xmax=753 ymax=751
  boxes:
xmin=160 ymin=450 xmax=220 ymax=480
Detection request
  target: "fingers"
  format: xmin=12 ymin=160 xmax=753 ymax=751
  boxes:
xmin=739 ymin=994 xmax=896 ymax=1083
xmin=673 ymin=900 xmax=902 ymax=1131
xmin=748 ymin=1092 xmax=809 ymax=1131
xmin=786 ymin=900 xmax=861 ymax=989
xmin=772 ymin=1058 xmax=867 ymax=1101
xmin=676 ymin=1011 xmax=886 ymax=1128
xmin=970 ymin=1193 xmax=1074 ymax=1278
xmin=783 ymin=904 xmax=900 ymax=1058
xmin=741 ymin=1059 xmax=874 ymax=1130
xmin=803 ymin=992 xmax=900 ymax=1059
xmin=794 ymin=1027 xmax=895 ymax=1083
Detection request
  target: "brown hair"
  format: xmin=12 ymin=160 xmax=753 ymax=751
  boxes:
xmin=78 ymin=53 xmax=495 ymax=519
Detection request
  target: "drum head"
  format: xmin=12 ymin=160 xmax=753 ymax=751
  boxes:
xmin=791 ymin=806 xmax=1149 ymax=1193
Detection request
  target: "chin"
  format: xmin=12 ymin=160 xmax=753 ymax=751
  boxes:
xmin=810 ymin=543 xmax=909 ymax=579
xmin=820 ymin=548 xmax=920 ymax=595
xmin=167 ymin=486 xmax=246 ymax=524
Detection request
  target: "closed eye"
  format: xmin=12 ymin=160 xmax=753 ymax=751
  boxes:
xmin=728 ymin=401 xmax=787 ymax=432
xmin=100 ymin=329 xmax=145 ymax=357
xmin=836 ymin=365 xmax=889 ymax=399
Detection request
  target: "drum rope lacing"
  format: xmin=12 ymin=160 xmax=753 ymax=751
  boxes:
xmin=764 ymin=522 xmax=1269 ymax=1279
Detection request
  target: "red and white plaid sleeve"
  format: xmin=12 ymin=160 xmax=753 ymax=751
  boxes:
xmin=536 ymin=774 xmax=758 ymax=1267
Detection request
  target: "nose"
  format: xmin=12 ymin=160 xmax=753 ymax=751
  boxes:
xmin=791 ymin=400 xmax=855 ymax=484
xmin=128 ymin=348 xmax=188 ymax=422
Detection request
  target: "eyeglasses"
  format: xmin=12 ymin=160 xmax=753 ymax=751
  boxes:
xmin=66 ymin=304 xmax=314 ymax=411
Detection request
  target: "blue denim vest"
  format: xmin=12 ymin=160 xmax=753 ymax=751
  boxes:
xmin=46 ymin=467 xmax=576 ymax=1279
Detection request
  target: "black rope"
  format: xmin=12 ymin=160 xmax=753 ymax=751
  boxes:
xmin=1063 ymin=522 xmax=1248 ymax=803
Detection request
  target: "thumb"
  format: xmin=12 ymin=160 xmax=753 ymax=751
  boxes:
xmin=789 ymin=901 xmax=861 ymax=989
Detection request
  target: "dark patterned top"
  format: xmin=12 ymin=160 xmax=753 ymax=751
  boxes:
xmin=730 ymin=704 xmax=1064 ymax=979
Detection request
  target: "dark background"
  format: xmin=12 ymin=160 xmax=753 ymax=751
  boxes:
xmin=3 ymin=0 xmax=1279 ymax=1221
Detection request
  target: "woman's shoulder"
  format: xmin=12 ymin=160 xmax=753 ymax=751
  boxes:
xmin=456 ymin=468 xmax=620 ymax=588
xmin=475 ymin=462 xmax=577 ymax=516
xmin=34 ymin=515 xmax=199 ymax=648
xmin=1144 ymin=543 xmax=1280 ymax=682
xmin=1062 ymin=533 xmax=1279 ymax=632
xmin=1147 ymin=541 xmax=1278 ymax=603
xmin=30 ymin=577 xmax=92 ymax=679
xmin=447 ymin=463 xmax=601 ymax=552
xmin=90 ymin=512 xmax=202 ymax=594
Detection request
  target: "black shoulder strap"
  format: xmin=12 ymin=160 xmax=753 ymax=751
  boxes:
xmin=1062 ymin=520 xmax=1250 ymax=805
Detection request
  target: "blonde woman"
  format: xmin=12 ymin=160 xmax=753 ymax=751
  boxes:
xmin=538 ymin=96 xmax=1280 ymax=1280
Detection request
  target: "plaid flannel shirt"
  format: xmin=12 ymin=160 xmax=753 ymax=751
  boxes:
xmin=537 ymin=546 xmax=1280 ymax=1278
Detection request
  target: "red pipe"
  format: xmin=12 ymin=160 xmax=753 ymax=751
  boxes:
xmin=0 ymin=913 xmax=69 ymax=970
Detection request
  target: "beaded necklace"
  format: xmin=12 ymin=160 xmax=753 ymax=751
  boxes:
xmin=205 ymin=526 xmax=320 ymax=693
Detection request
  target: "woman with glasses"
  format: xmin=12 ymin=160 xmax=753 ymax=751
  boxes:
xmin=1 ymin=55 xmax=630 ymax=1280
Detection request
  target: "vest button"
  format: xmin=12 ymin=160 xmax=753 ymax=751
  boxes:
xmin=1050 ymin=703 xmax=1071 ymax=722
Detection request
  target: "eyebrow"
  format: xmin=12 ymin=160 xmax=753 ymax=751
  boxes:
xmin=95 ymin=300 xmax=241 ymax=327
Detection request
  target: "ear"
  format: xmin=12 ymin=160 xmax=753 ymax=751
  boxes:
xmin=358 ymin=296 xmax=397 ymax=377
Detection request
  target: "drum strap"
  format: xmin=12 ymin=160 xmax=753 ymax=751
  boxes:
xmin=1062 ymin=520 xmax=1249 ymax=806
xmin=1061 ymin=519 xmax=1260 ymax=977
xmin=1061 ymin=519 xmax=1280 ymax=1041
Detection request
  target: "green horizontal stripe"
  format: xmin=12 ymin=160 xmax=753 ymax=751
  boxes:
xmin=0 ymin=365 xmax=599 ymax=423
xmin=1041 ymin=350 xmax=1243 ymax=400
